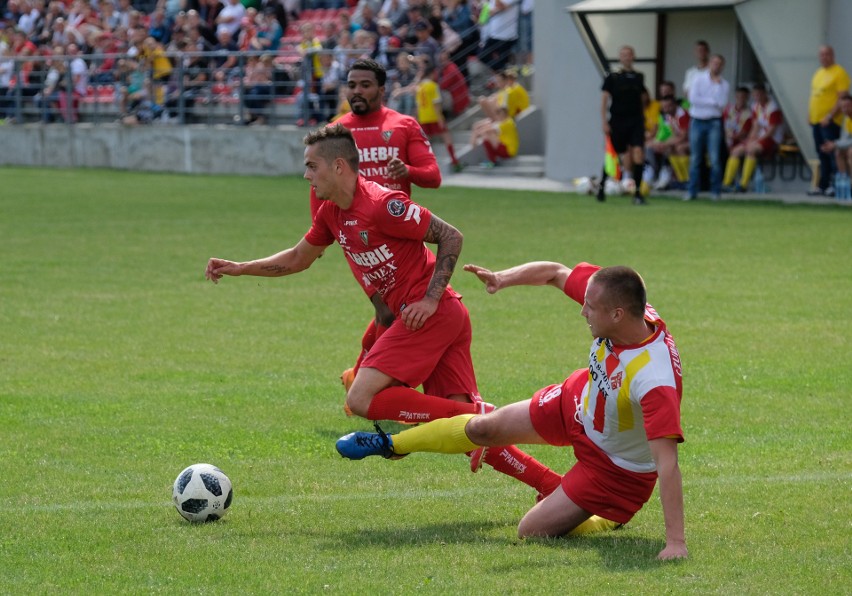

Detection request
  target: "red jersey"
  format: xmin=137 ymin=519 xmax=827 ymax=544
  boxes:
xmin=309 ymin=106 xmax=441 ymax=219
xmin=305 ymin=178 xmax=455 ymax=316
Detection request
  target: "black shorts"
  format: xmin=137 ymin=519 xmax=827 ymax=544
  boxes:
xmin=609 ymin=120 xmax=645 ymax=153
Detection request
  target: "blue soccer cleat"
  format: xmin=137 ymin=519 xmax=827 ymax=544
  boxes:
xmin=336 ymin=423 xmax=396 ymax=460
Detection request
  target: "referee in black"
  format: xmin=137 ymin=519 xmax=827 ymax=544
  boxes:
xmin=599 ymin=45 xmax=648 ymax=205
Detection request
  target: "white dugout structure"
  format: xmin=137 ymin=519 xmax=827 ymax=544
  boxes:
xmin=535 ymin=0 xmax=852 ymax=182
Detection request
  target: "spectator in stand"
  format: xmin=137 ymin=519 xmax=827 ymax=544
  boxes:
xmin=237 ymin=10 xmax=258 ymax=51
xmin=34 ymin=43 xmax=64 ymax=121
xmin=352 ymin=28 xmax=376 ymax=58
xmin=165 ymin=40 xmax=209 ymax=122
xmin=333 ymin=29 xmax=356 ymax=70
xmin=34 ymin=2 xmax=67 ymax=47
xmin=441 ymin=0 xmax=477 ymax=80
xmin=351 ymin=0 xmax=382 ymax=29
xmin=647 ymin=94 xmax=690 ymax=191
xmin=187 ymin=8 xmax=217 ymax=47
xmin=298 ymin=21 xmax=324 ymax=82
xmin=807 ymin=45 xmax=850 ymax=197
xmin=215 ymin=0 xmax=245 ymax=39
xmin=317 ymin=50 xmax=344 ymax=122
xmin=372 ymin=17 xmax=400 ymax=69
xmin=115 ymin=0 xmax=133 ymax=30
xmin=682 ymin=40 xmax=709 ymax=98
xmin=48 ymin=17 xmax=82 ymax=47
xmin=416 ymin=60 xmax=462 ymax=171
xmin=388 ymin=50 xmax=416 ymax=115
xmin=90 ymin=30 xmax=120 ymax=83
xmin=468 ymin=103 xmax=517 ymax=167
xmin=56 ymin=41 xmax=87 ymax=123
xmin=211 ymin=29 xmax=238 ymax=82
xmin=241 ymin=53 xmax=274 ymax=125
xmin=99 ymin=1 xmax=121 ymax=32
xmin=356 ymin=1 xmax=379 ymax=34
xmin=320 ymin=21 xmax=338 ymax=50
xmin=411 ymin=19 xmax=438 ymax=72
xmin=254 ymin=8 xmax=282 ymax=52
xmin=337 ymin=10 xmax=358 ymax=37
xmin=16 ymin=0 xmax=41 ymax=37
xmin=2 ymin=28 xmax=41 ymax=122
xmin=477 ymin=0 xmax=519 ymax=74
xmin=723 ymin=83 xmax=783 ymax=193
xmin=438 ymin=47 xmax=468 ymax=116
xmin=140 ymin=36 xmax=171 ymax=106
xmin=378 ymin=0 xmax=407 ymax=27
xmin=685 ymin=53 xmax=729 ymax=201
xmin=148 ymin=7 xmax=169 ymax=44
xmin=0 ymin=42 xmax=12 ymax=122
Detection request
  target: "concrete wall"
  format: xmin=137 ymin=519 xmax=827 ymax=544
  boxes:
xmin=538 ymin=1 xmax=603 ymax=182
xmin=0 ymin=124 xmax=308 ymax=175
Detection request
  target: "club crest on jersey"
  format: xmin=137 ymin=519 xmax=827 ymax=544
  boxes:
xmin=387 ymin=199 xmax=406 ymax=217
xmin=359 ymin=231 xmax=369 ymax=245
xmin=382 ymin=130 xmax=394 ymax=142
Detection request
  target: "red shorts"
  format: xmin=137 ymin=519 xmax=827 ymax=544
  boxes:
xmin=361 ymin=293 xmax=478 ymax=399
xmin=420 ymin=121 xmax=447 ymax=136
xmin=483 ymin=140 xmax=512 ymax=159
xmin=756 ymin=137 xmax=778 ymax=156
xmin=529 ymin=368 xmax=657 ymax=524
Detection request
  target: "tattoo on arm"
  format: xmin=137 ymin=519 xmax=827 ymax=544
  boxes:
xmin=423 ymin=215 xmax=462 ymax=301
xmin=259 ymin=263 xmax=291 ymax=275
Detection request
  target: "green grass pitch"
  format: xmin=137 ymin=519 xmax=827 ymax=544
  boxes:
xmin=1 ymin=166 xmax=850 ymax=593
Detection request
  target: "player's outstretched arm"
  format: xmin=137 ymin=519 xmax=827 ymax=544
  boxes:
xmin=650 ymin=437 xmax=688 ymax=560
xmin=400 ymin=214 xmax=461 ymax=330
xmin=463 ymin=261 xmax=573 ymax=294
xmin=205 ymin=238 xmax=327 ymax=284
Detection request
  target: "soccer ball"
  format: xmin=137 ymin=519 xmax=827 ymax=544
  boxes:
xmin=172 ymin=463 xmax=233 ymax=522
xmin=620 ymin=177 xmax=637 ymax=195
xmin=604 ymin=178 xmax=622 ymax=196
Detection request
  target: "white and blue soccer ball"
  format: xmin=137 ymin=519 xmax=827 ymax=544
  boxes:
xmin=172 ymin=463 xmax=233 ymax=522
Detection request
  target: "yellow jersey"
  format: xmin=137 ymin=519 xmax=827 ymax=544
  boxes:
xmin=498 ymin=117 xmax=519 ymax=156
xmin=416 ymin=79 xmax=442 ymax=125
xmin=809 ymin=63 xmax=850 ymax=124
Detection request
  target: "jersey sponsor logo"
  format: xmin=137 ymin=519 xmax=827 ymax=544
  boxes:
xmin=382 ymin=130 xmax=393 ymax=142
xmin=403 ymin=203 xmax=421 ymax=225
xmin=343 ymin=219 xmax=358 ymax=226
xmin=387 ymin=199 xmax=406 ymax=217
xmin=610 ymin=371 xmax=624 ymax=391
xmin=359 ymin=231 xmax=369 ymax=245
xmin=358 ymin=145 xmax=400 ymax=164
xmin=361 ymin=262 xmax=398 ymax=286
xmin=346 ymin=243 xmax=394 ymax=267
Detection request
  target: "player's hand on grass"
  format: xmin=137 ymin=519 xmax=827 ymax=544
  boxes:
xmin=657 ymin=542 xmax=688 ymax=560
xmin=400 ymin=296 xmax=438 ymax=330
xmin=464 ymin=264 xmax=501 ymax=294
xmin=205 ymin=258 xmax=241 ymax=284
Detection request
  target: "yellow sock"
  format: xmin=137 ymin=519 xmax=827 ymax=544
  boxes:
xmin=671 ymin=156 xmax=689 ymax=182
xmin=569 ymin=515 xmax=623 ymax=536
xmin=391 ymin=414 xmax=478 ymax=455
xmin=741 ymin=156 xmax=757 ymax=187
xmin=723 ymin=157 xmax=740 ymax=186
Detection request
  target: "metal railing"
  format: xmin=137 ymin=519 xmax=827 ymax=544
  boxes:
xmin=0 ymin=46 xmax=480 ymax=127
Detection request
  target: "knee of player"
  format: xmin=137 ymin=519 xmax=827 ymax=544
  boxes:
xmin=345 ymin=391 xmax=372 ymax=418
xmin=465 ymin=415 xmax=502 ymax=446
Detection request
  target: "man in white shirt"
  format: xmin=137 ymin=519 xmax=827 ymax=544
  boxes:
xmin=685 ymin=54 xmax=729 ymax=201
xmin=478 ymin=0 xmax=519 ymax=73
xmin=216 ymin=0 xmax=246 ymax=39
xmin=682 ymin=40 xmax=709 ymax=98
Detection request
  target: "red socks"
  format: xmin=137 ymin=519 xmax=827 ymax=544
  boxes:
xmin=365 ymin=386 xmax=479 ymax=424
xmin=484 ymin=445 xmax=562 ymax=497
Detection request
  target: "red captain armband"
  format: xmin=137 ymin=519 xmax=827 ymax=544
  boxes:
xmin=563 ymin=262 xmax=601 ymax=304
